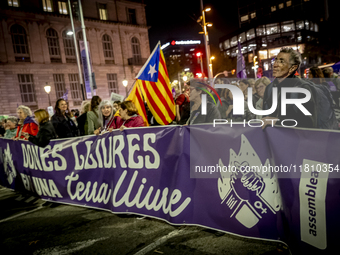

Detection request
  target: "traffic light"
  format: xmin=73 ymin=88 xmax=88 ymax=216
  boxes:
xmin=253 ymin=56 xmax=258 ymax=67
xmin=196 ymin=73 xmax=203 ymax=78
xmin=231 ymin=69 xmax=236 ymax=75
xmin=196 ymin=52 xmax=202 ymax=57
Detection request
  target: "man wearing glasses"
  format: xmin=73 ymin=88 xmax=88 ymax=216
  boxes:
xmin=261 ymin=47 xmax=316 ymax=129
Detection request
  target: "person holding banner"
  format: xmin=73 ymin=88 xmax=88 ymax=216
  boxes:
xmin=14 ymin=105 xmax=39 ymax=140
xmin=93 ymin=100 xmax=115 ymax=135
xmin=108 ymin=101 xmax=144 ymax=131
xmin=85 ymin=96 xmax=102 ymax=135
xmin=22 ymin=109 xmax=57 ymax=147
xmin=51 ymin=99 xmax=79 ymax=138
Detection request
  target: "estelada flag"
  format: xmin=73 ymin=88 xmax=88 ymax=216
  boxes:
xmin=135 ymin=42 xmax=175 ymax=125
xmin=126 ymin=84 xmax=149 ymax=127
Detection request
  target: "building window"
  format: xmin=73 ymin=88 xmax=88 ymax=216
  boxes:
xmin=241 ymin=15 xmax=248 ymax=22
xmin=46 ymin=28 xmax=61 ymax=63
xmin=305 ymin=20 xmax=310 ymax=30
xmin=58 ymin=1 xmax=68 ymax=15
xmin=10 ymin=24 xmax=30 ymax=62
xmin=53 ymin=74 xmax=66 ymax=99
xmin=314 ymin=23 xmax=318 ymax=32
xmin=131 ymin=37 xmax=141 ymax=63
xmin=62 ymin=30 xmax=76 ymax=63
xmin=246 ymin=29 xmax=255 ymax=40
xmin=102 ymin=34 xmax=114 ymax=64
xmin=42 ymin=0 xmax=53 ymax=12
xmin=239 ymin=32 xmax=246 ymax=43
xmin=271 ymin=6 xmax=276 ymax=12
xmin=230 ymin=36 xmax=237 ymax=47
xmin=107 ymin=74 xmax=118 ymax=94
xmin=8 ymin=0 xmax=19 ymax=7
xmin=18 ymin=74 xmax=36 ymax=104
xmin=266 ymin=23 xmax=280 ymax=35
xmin=219 ymin=42 xmax=223 ymax=51
xmin=259 ymin=50 xmax=268 ymax=60
xmin=256 ymin=25 xmax=266 ymax=36
xmin=250 ymin=12 xmax=256 ymax=19
xmin=223 ymin=39 xmax=230 ymax=49
xmin=286 ymin=1 xmax=292 ymax=7
xmin=127 ymin=8 xmax=137 ymax=24
xmin=281 ymin=21 xmax=295 ymax=32
xmin=279 ymin=3 xmax=284 ymax=9
xmin=296 ymin=20 xmax=304 ymax=30
xmin=98 ymin=3 xmax=107 ymax=20
xmin=69 ymin=74 xmax=82 ymax=105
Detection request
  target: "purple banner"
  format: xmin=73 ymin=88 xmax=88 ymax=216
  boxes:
xmin=1 ymin=125 xmax=340 ymax=254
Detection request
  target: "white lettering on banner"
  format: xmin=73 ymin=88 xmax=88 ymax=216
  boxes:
xmin=65 ymin=173 xmax=111 ymax=203
xmin=112 ymin=170 xmax=191 ymax=217
xmin=127 ymin=134 xmax=143 ymax=169
xmin=299 ymin=159 xmax=328 ymax=250
xmin=22 ymin=144 xmax=66 ymax=171
xmin=21 ymin=133 xmax=160 ymax=171
xmin=144 ymin=134 xmax=160 ymax=169
xmin=64 ymin=170 xmax=191 ymax=217
xmin=19 ymin=173 xmax=63 ymax=198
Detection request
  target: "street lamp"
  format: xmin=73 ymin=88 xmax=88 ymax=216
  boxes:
xmin=210 ymin=56 xmax=215 ymax=77
xmin=44 ymin=82 xmax=52 ymax=106
xmin=183 ymin=75 xmax=188 ymax=82
xmin=122 ymin=79 xmax=128 ymax=97
xmin=198 ymin=2 xmax=213 ymax=86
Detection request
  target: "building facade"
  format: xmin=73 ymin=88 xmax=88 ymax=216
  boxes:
xmin=219 ymin=0 xmax=332 ymax=78
xmin=0 ymin=0 xmax=150 ymax=114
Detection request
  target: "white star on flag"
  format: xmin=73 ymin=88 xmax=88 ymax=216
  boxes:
xmin=148 ymin=64 xmax=157 ymax=79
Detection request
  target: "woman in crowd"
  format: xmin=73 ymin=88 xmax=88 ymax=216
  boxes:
xmin=23 ymin=109 xmax=57 ymax=147
xmin=185 ymin=79 xmax=221 ymax=125
xmin=308 ymin=66 xmax=327 ymax=86
xmin=4 ymin=116 xmax=18 ymax=139
xmin=109 ymin=101 xmax=144 ymax=130
xmin=51 ymin=99 xmax=79 ymax=138
xmin=77 ymin=100 xmax=90 ymax=136
xmin=85 ymin=96 xmax=102 ymax=135
xmin=15 ymin=105 xmax=39 ymax=140
xmin=238 ymin=79 xmax=250 ymax=100
xmin=224 ymin=84 xmax=254 ymax=122
xmin=254 ymin=76 xmax=271 ymax=119
xmin=93 ymin=100 xmax=115 ymax=135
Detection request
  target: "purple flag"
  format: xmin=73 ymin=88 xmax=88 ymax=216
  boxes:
xmin=61 ymin=89 xmax=69 ymax=101
xmin=237 ymin=41 xmax=247 ymax=79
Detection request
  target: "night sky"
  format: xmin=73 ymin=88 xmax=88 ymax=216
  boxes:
xmin=144 ymin=0 xmax=239 ymax=50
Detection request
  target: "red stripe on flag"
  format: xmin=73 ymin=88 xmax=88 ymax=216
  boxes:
xmin=149 ymin=81 xmax=175 ymax=120
xmin=141 ymin=80 xmax=168 ymax=125
xmin=157 ymin=73 xmax=175 ymax=106
xmin=159 ymin=54 xmax=169 ymax=77
xmin=136 ymin=86 xmax=148 ymax=122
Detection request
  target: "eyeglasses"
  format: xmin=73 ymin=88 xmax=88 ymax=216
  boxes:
xmin=273 ymin=58 xmax=286 ymax=64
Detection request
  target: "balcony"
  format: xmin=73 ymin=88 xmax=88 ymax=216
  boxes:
xmin=128 ymin=57 xmax=146 ymax=66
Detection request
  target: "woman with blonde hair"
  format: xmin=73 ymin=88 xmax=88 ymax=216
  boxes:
xmin=15 ymin=105 xmax=39 ymax=140
xmin=22 ymin=109 xmax=57 ymax=147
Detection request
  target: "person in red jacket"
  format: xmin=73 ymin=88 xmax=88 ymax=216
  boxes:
xmin=108 ymin=101 xmax=144 ymax=131
xmin=14 ymin=105 xmax=38 ymax=140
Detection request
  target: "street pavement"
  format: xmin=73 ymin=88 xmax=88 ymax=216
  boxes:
xmin=0 ymin=186 xmax=291 ymax=255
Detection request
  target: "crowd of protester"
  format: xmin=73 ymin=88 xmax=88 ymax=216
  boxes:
xmin=0 ymin=98 xmax=143 ymax=148
xmin=1 ymin=48 xmax=340 ymax=147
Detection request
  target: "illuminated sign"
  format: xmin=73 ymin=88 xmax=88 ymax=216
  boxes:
xmin=161 ymin=40 xmax=201 ymax=50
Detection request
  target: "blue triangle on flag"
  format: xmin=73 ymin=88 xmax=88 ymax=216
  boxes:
xmin=136 ymin=44 xmax=160 ymax=82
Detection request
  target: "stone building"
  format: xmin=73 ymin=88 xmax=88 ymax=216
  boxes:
xmin=0 ymin=0 xmax=150 ymax=114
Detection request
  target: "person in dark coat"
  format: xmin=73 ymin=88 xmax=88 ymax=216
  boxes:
xmin=51 ymin=99 xmax=79 ymax=138
xmin=77 ymin=100 xmax=90 ymax=136
xmin=22 ymin=109 xmax=57 ymax=147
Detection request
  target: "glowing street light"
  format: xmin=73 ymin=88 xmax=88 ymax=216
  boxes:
xmin=44 ymin=82 xmax=52 ymax=106
xmin=122 ymin=79 xmax=128 ymax=97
